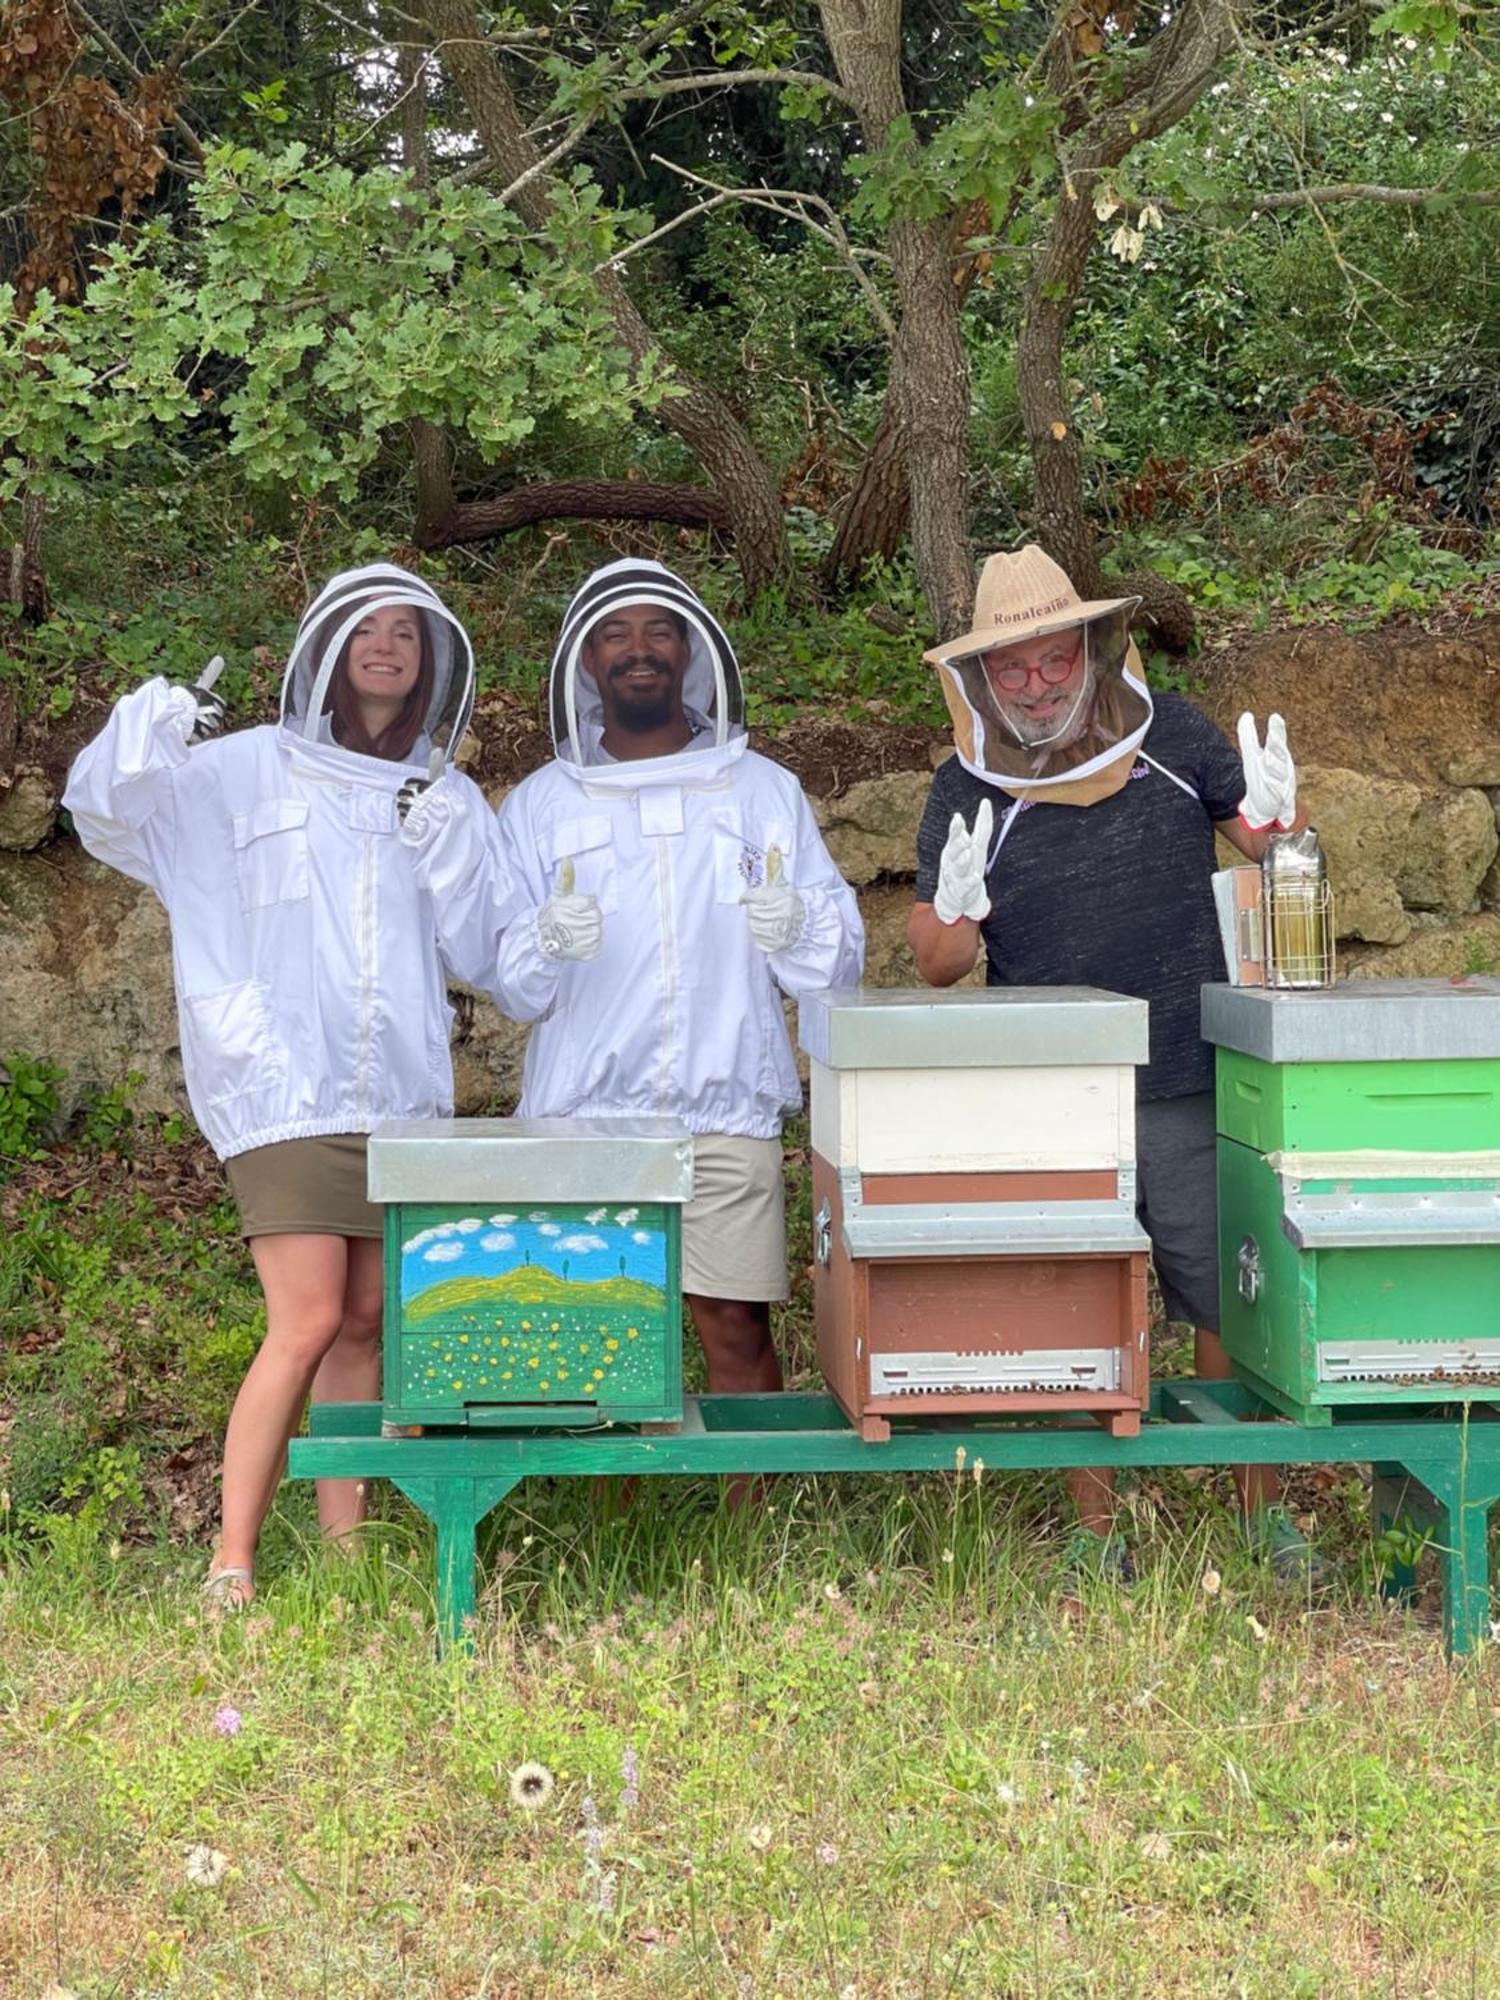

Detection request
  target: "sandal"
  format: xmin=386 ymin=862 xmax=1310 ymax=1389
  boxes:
xmin=202 ymin=1564 xmax=255 ymax=1611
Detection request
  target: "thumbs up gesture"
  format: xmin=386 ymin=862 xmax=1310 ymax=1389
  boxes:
xmin=933 ymin=797 xmax=994 ymax=926
xmin=741 ymin=843 xmax=806 ymax=955
xmin=1237 ymin=712 xmax=1298 ymax=831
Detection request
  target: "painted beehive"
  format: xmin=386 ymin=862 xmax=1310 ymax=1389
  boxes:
xmin=1204 ymin=979 xmax=1500 ymax=1424
xmin=798 ymin=987 xmax=1152 ymax=1441
xmin=369 ymin=1117 xmax=693 ymax=1430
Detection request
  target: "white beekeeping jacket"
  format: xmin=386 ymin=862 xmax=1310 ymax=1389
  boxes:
xmin=63 ymin=564 xmax=517 ymax=1161
xmin=487 ymin=558 xmax=865 ymax=1137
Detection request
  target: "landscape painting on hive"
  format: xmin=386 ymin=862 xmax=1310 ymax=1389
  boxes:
xmin=397 ymin=1203 xmax=668 ymax=1401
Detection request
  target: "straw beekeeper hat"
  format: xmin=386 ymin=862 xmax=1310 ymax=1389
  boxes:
xmin=923 ymin=545 xmax=1138 ymax=666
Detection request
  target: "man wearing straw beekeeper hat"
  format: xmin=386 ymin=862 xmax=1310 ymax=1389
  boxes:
xmin=908 ymin=545 xmax=1315 ymax=1583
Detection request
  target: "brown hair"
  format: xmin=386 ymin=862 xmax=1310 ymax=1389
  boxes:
xmin=324 ymin=611 xmax=435 ymax=762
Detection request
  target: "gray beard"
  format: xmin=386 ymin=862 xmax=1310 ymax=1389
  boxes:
xmin=997 ymin=666 xmax=1096 ymax=750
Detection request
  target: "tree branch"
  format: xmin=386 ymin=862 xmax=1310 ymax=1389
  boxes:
xmin=648 ymin=156 xmax=898 ymax=344
xmin=1151 ymin=181 xmax=1500 ymax=216
xmin=617 ymin=67 xmax=854 ymax=110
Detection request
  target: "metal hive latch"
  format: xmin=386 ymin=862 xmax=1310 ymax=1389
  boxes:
xmin=1237 ymin=1235 xmax=1262 ymax=1304
xmin=869 ymin=1346 xmax=1123 ymax=1396
xmin=814 ymin=1198 xmax=833 ymax=1268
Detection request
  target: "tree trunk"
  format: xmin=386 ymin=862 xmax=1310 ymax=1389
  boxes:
xmin=823 ymin=199 xmax=1016 ymax=592
xmin=10 ymin=487 xmax=47 ymax=624
xmin=817 ymin=0 xmax=976 ymax=639
xmin=417 ymin=479 xmax=731 ymax=549
xmin=888 ymin=219 xmax=975 ymax=640
xmin=822 ymin=399 xmax=906 ymax=583
xmin=413 ymin=0 xmax=791 ymax=599
xmin=1016 ymin=0 xmax=1231 ymax=630
xmin=1016 ymin=184 xmax=1106 ymax=594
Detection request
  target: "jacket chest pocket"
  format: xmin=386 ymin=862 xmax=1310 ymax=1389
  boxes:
xmin=233 ymin=799 xmax=311 ymax=912
xmin=546 ymin=814 xmax=619 ymax=913
xmin=710 ymin=810 xmax=795 ymax=904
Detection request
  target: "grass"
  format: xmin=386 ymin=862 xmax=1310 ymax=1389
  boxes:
xmin=6 ymin=1123 xmax=1500 ymax=1994
xmin=4 ymin=1478 xmax=1500 ymax=1997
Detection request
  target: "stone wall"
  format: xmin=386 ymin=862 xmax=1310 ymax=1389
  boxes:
xmin=4 ymin=616 xmax=1499 ymax=1121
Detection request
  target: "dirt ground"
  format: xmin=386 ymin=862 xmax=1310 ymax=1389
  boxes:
xmin=1196 ymin=613 xmax=1500 ymax=785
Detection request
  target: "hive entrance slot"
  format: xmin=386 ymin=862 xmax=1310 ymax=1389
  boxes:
xmin=868 ymin=1346 xmax=1122 ymax=1396
xmin=1317 ymin=1338 xmax=1500 ymax=1385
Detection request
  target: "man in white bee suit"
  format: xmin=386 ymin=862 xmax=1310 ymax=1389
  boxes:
xmin=65 ymin=564 xmax=516 ymax=1604
xmin=413 ymin=558 xmax=864 ymax=1405
xmin=908 ymin=545 xmax=1316 ymax=1583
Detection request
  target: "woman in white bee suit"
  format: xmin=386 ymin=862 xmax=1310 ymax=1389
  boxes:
xmin=410 ymin=558 xmax=864 ymax=1410
xmin=64 ymin=565 xmax=516 ymax=1606
xmin=907 ymin=545 xmax=1316 ymax=1583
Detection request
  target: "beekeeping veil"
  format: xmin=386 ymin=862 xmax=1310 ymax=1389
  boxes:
xmin=924 ymin=545 xmax=1149 ymax=798
xmin=279 ymin=563 xmax=475 ymax=771
xmin=548 ymin=558 xmax=746 ymax=790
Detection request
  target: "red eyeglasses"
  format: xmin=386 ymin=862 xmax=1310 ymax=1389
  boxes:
xmin=984 ymin=636 xmax=1083 ymax=694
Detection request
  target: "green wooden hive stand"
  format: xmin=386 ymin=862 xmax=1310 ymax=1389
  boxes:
xmin=291 ymin=1385 xmax=1500 ymax=1653
xmin=285 ymin=1052 xmax=1500 ymax=1655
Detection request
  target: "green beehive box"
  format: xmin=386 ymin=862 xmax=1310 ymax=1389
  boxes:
xmin=370 ymin=1118 xmax=692 ymax=1431
xmin=1204 ymin=981 xmax=1500 ymax=1424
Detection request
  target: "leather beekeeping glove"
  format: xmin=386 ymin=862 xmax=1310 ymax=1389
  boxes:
xmin=932 ymin=796 xmax=994 ymax=925
xmin=537 ymin=855 xmax=604 ymax=961
xmin=1237 ymin=711 xmax=1298 ymax=831
xmin=741 ymin=844 xmax=806 ymax=954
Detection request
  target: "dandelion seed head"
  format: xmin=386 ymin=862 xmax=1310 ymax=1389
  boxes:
xmin=509 ymin=1761 xmax=556 ymax=1811
xmin=184 ymin=1843 xmax=228 ymax=1889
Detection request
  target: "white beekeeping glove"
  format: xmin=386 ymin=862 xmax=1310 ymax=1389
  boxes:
xmin=742 ymin=845 xmax=805 ymax=954
xmin=187 ymin=655 xmax=228 ymax=743
xmin=1237 ymin=711 xmax=1298 ymax=831
xmin=397 ymin=743 xmax=446 ymax=824
xmin=932 ymin=796 xmax=994 ymax=925
xmin=537 ymin=855 xmax=604 ymax=961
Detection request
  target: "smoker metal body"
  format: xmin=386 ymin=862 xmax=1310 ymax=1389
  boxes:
xmin=1204 ymin=980 xmax=1500 ymax=1424
xmin=370 ymin=1117 xmax=692 ymax=1431
xmin=799 ymin=987 xmax=1152 ymax=1441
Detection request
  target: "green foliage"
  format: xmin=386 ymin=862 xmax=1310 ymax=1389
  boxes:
xmin=0 ymin=1054 xmax=63 ymax=1170
xmin=1 ymin=143 xmax=672 ymax=508
xmin=1139 ymin=518 xmax=1500 ymax=626
xmin=848 ymin=84 xmax=1059 ymax=226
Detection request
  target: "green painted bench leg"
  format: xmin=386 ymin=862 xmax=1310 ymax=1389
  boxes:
xmin=1371 ymin=1462 xmax=1439 ymax=1606
xmin=394 ymin=1474 xmax=519 ymax=1649
xmin=1419 ymin=1472 xmax=1495 ymax=1658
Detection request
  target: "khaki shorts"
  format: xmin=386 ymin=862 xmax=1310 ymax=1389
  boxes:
xmin=681 ymin=1133 xmax=788 ymax=1302
xmin=225 ymin=1133 xmax=383 ymax=1241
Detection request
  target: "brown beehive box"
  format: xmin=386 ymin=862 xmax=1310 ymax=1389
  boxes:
xmin=799 ymin=988 xmax=1152 ymax=1441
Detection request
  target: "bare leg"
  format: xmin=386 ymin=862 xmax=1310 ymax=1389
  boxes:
xmin=686 ymin=1295 xmax=782 ymax=1509
xmin=1066 ymin=1465 xmax=1117 ymax=1536
xmin=1195 ymin=1325 xmax=1277 ymax=1517
xmin=309 ymin=1236 xmax=385 ymax=1540
xmin=686 ymin=1295 xmax=782 ymax=1393
xmin=215 ymin=1234 xmax=350 ymax=1591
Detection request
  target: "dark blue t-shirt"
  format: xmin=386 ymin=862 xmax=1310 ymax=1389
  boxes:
xmin=914 ymin=693 xmax=1244 ymax=1100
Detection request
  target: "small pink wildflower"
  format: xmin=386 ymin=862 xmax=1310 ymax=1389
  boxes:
xmin=213 ymin=1705 xmax=243 ymax=1738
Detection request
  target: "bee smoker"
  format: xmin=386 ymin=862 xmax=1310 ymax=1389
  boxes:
xmin=1261 ymin=826 xmax=1334 ymax=989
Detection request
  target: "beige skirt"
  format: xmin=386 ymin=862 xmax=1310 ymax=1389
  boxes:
xmin=225 ymin=1133 xmax=383 ymax=1241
